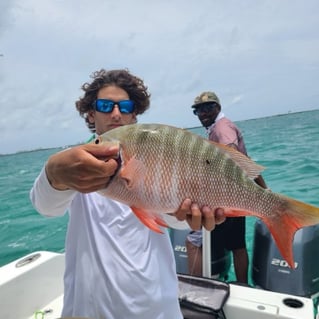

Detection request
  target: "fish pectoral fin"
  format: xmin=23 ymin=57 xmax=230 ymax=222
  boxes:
xmin=120 ymin=157 xmax=146 ymax=190
xmin=208 ymin=141 xmax=265 ymax=179
xmin=130 ymin=207 xmax=168 ymax=234
xmin=154 ymin=215 xmax=169 ymax=228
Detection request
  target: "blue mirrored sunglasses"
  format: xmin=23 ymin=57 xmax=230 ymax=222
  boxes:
xmin=94 ymin=99 xmax=135 ymax=114
xmin=193 ymin=102 xmax=218 ymax=116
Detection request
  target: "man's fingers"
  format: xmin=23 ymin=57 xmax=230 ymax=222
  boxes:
xmin=214 ymin=208 xmax=226 ymax=225
xmin=175 ymin=198 xmax=192 ymax=221
xmin=201 ymin=206 xmax=215 ymax=231
xmin=186 ymin=203 xmax=202 ymax=230
xmin=84 ymin=142 xmax=120 ymax=160
xmin=174 ymin=199 xmax=226 ymax=231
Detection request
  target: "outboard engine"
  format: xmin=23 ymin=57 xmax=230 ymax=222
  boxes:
xmin=170 ymin=228 xmax=231 ymax=279
xmin=252 ymin=219 xmax=319 ymax=298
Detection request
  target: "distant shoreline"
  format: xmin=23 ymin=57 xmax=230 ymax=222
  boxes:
xmin=2 ymin=109 xmax=318 ymax=156
xmin=186 ymin=108 xmax=318 ymax=130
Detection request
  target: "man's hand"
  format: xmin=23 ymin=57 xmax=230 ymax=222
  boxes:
xmin=45 ymin=142 xmax=119 ymax=193
xmin=174 ymin=198 xmax=225 ymax=231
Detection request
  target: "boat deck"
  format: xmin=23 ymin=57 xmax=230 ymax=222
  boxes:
xmin=29 ymin=295 xmax=63 ymax=319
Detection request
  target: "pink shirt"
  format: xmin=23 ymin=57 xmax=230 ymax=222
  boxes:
xmin=208 ymin=117 xmax=247 ymax=155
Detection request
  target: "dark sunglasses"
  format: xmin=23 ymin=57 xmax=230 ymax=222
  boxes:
xmin=94 ymin=99 xmax=135 ymax=114
xmin=193 ymin=103 xmax=218 ymax=116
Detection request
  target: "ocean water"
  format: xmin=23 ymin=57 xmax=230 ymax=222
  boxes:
xmin=1 ymin=110 xmax=319 ymax=284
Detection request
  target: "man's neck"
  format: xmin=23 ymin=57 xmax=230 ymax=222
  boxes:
xmin=206 ymin=112 xmax=225 ymax=130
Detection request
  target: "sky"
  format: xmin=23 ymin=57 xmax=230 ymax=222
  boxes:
xmin=0 ymin=0 xmax=318 ymax=154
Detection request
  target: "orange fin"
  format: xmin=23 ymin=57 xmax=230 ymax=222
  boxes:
xmin=130 ymin=207 xmax=168 ymax=234
xmin=154 ymin=216 xmax=169 ymax=228
xmin=224 ymin=196 xmax=319 ymax=269
xmin=224 ymin=208 xmax=251 ymax=217
xmin=223 ymin=207 xmax=299 ymax=268
xmin=209 ymin=140 xmax=265 ymax=179
xmin=260 ymin=195 xmax=319 ymax=269
xmin=261 ymin=214 xmax=298 ymax=269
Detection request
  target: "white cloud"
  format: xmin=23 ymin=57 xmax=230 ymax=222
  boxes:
xmin=0 ymin=0 xmax=318 ymax=153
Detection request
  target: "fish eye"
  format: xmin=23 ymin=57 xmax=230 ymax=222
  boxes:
xmin=94 ymin=137 xmax=101 ymax=144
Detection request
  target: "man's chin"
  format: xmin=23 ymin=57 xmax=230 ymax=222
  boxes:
xmin=200 ymin=119 xmax=212 ymax=128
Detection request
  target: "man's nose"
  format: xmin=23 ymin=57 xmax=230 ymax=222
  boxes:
xmin=111 ymin=105 xmax=121 ymax=117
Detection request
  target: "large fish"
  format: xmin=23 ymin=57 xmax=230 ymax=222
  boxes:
xmin=95 ymin=123 xmax=319 ymax=268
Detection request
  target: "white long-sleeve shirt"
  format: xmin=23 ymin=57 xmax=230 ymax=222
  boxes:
xmin=30 ymin=168 xmax=183 ymax=319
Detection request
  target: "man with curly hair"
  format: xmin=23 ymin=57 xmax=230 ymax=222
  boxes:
xmin=30 ymin=69 xmax=225 ymax=319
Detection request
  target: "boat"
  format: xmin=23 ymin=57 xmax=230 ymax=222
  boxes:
xmin=0 ymin=249 xmax=317 ymax=319
xmin=1 ymin=216 xmax=319 ymax=319
xmin=171 ymin=222 xmax=319 ymax=319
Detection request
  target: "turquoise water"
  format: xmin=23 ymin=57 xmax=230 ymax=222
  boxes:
xmin=1 ymin=110 xmax=319 ymax=285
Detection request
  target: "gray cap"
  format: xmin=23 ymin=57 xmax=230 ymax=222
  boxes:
xmin=192 ymin=91 xmax=220 ymax=107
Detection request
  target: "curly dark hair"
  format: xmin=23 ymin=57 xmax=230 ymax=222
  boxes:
xmin=75 ymin=69 xmax=151 ymax=132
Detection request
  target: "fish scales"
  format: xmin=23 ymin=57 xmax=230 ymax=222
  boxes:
xmin=97 ymin=124 xmax=287 ymax=213
xmin=97 ymin=123 xmax=283 ymax=214
xmin=96 ymin=123 xmax=319 ymax=268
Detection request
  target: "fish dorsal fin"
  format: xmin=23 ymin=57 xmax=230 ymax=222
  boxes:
xmin=209 ymin=141 xmax=265 ymax=179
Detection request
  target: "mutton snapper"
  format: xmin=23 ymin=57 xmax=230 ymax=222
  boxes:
xmin=95 ymin=123 xmax=319 ymax=268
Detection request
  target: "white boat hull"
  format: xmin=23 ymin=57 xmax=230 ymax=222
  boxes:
xmin=0 ymin=251 xmax=315 ymax=319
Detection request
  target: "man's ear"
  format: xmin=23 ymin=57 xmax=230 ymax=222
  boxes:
xmin=87 ymin=110 xmax=95 ymax=124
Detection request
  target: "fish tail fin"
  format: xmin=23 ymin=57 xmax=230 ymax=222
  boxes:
xmin=263 ymin=196 xmax=319 ymax=269
xmin=130 ymin=207 xmax=168 ymax=234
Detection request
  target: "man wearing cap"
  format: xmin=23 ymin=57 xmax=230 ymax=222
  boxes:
xmin=186 ymin=91 xmax=267 ymax=283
